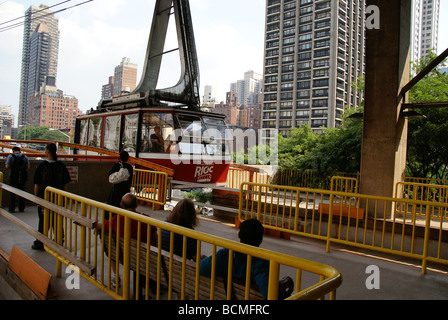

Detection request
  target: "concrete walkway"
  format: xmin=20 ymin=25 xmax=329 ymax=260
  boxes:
xmin=1 ymin=205 xmax=448 ymax=300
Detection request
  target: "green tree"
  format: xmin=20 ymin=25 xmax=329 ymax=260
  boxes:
xmin=300 ymin=107 xmax=363 ymax=178
xmin=18 ymin=126 xmax=71 ymax=143
xmin=407 ymin=51 xmax=448 ymax=179
xmin=277 ymin=124 xmax=317 ymax=169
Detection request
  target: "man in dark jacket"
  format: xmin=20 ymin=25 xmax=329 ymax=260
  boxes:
xmin=32 ymin=143 xmax=72 ymax=251
xmin=5 ymin=147 xmax=30 ymax=213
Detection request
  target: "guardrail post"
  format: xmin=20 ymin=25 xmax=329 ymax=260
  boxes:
xmin=122 ymin=215 xmax=132 ymax=300
xmin=326 ymin=193 xmax=335 ymax=253
xmin=267 ymin=261 xmax=280 ymax=300
xmin=44 ymin=191 xmax=62 ymax=277
xmin=80 ymin=203 xmax=87 ymax=261
xmin=56 ymin=194 xmax=64 ymax=277
xmin=421 ymin=204 xmax=432 ymax=275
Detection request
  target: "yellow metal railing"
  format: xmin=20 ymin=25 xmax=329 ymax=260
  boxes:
xmin=131 ymin=169 xmax=168 ymax=208
xmin=330 ymin=176 xmax=359 ymax=194
xmin=226 ymin=167 xmax=270 ymax=190
xmin=396 ymin=181 xmax=448 ymax=208
xmin=405 ymin=177 xmax=448 ymax=186
xmin=273 ymin=168 xmax=360 ymax=190
xmin=42 ymin=186 xmax=342 ymax=300
xmin=239 ymin=182 xmax=448 ymax=274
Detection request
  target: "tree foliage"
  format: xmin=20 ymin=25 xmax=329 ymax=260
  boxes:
xmin=18 ymin=126 xmax=71 ymax=143
xmin=278 ymin=107 xmax=363 ymax=180
xmin=407 ymin=51 xmax=448 ymax=179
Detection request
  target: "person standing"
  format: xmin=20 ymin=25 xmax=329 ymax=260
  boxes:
xmin=107 ymin=151 xmax=134 ymax=209
xmin=5 ymin=147 xmax=30 ymax=213
xmin=32 ymin=143 xmax=72 ymax=251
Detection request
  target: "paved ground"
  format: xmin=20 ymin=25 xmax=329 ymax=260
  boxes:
xmin=1 ymin=204 xmax=448 ymax=300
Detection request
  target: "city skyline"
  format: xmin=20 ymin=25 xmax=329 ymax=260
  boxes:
xmin=0 ymin=0 xmax=266 ymax=125
xmin=0 ymin=0 xmax=447 ymax=127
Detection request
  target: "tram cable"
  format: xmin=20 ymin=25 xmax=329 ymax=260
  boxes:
xmin=0 ymin=0 xmax=94 ymax=33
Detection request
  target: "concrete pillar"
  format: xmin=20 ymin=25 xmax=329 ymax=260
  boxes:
xmin=360 ymin=0 xmax=411 ymax=203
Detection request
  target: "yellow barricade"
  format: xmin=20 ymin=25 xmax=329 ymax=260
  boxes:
xmin=330 ymin=176 xmax=359 ymax=194
xmin=42 ymin=187 xmax=342 ymax=300
xmin=226 ymin=167 xmax=270 ymax=190
xmin=131 ymin=169 xmax=168 ymax=208
xmin=396 ymin=181 xmax=448 ymax=215
xmin=239 ymin=182 xmax=448 ymax=274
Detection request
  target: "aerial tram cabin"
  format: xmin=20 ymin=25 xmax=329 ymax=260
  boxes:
xmin=75 ymin=0 xmax=232 ymax=185
xmin=74 ymin=104 xmax=232 ymax=184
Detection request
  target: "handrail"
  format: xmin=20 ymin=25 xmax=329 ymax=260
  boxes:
xmin=0 ymin=139 xmax=175 ymax=176
xmin=36 ymin=185 xmax=342 ymax=300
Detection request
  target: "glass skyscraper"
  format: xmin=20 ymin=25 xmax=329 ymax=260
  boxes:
xmin=18 ymin=5 xmax=60 ymax=127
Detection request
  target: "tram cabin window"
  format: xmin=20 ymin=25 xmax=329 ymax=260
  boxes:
xmin=123 ymin=113 xmax=139 ymax=152
xmin=88 ymin=117 xmax=102 ymax=148
xmin=79 ymin=119 xmax=89 ymax=146
xmin=104 ymin=115 xmax=121 ymax=151
xmin=140 ymin=113 xmax=174 ymax=153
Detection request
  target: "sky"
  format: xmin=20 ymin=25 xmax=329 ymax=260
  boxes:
xmin=0 ymin=0 xmax=266 ymax=123
xmin=0 ymin=0 xmax=447 ymax=126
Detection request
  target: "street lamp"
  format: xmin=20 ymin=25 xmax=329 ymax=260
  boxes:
xmin=49 ymin=128 xmax=71 ymax=153
xmin=18 ymin=122 xmax=31 ymax=142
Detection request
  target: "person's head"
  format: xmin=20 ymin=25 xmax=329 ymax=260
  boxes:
xmin=45 ymin=143 xmax=58 ymax=161
xmin=120 ymin=151 xmax=129 ymax=163
xmin=238 ymin=219 xmax=264 ymax=247
xmin=12 ymin=147 xmax=20 ymax=153
xmin=168 ymin=198 xmax=198 ymax=229
xmin=120 ymin=193 xmax=138 ymax=211
xmin=154 ymin=126 xmax=161 ymax=134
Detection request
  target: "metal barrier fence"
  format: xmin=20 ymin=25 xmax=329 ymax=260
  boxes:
xmin=131 ymin=169 xmax=168 ymax=208
xmin=239 ymin=182 xmax=448 ymax=274
xmin=330 ymin=176 xmax=359 ymax=194
xmin=226 ymin=167 xmax=270 ymax=190
xmin=405 ymin=177 xmax=448 ymax=186
xmin=396 ymin=181 xmax=448 ymax=206
xmin=40 ymin=186 xmax=342 ymax=300
xmin=270 ymin=168 xmax=360 ymax=190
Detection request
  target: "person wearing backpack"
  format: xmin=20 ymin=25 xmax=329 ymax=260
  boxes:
xmin=32 ymin=143 xmax=72 ymax=251
xmin=5 ymin=146 xmax=30 ymax=213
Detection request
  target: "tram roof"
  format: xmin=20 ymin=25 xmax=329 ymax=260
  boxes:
xmin=77 ymin=104 xmax=227 ymax=121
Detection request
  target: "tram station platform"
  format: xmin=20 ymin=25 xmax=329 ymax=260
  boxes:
xmin=1 ymin=204 xmax=448 ymax=300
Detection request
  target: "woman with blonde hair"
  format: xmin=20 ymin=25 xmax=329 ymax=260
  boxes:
xmin=161 ymin=198 xmax=199 ymax=260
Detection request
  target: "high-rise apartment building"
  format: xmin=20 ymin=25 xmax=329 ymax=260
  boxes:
xmin=202 ymin=84 xmax=216 ymax=106
xmin=101 ymin=76 xmax=115 ymax=100
xmin=411 ymin=0 xmax=440 ymax=63
xmin=262 ymin=0 xmax=366 ymax=136
xmin=18 ymin=5 xmax=60 ymax=127
xmin=113 ymin=57 xmax=138 ymax=96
